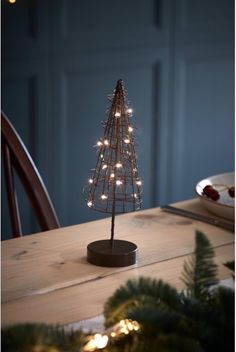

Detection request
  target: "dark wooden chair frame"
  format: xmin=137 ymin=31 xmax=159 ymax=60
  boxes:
xmin=1 ymin=111 xmax=60 ymax=238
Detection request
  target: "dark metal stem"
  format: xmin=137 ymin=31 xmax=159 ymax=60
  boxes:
xmin=110 ymin=204 xmax=115 ymax=248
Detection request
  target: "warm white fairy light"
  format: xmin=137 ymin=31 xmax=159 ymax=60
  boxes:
xmin=83 ymin=333 xmax=109 ymax=351
xmin=115 ymin=319 xmax=140 ymax=335
xmin=116 ymin=180 xmax=122 ymax=185
xmin=136 ymin=180 xmax=142 ymax=186
xmin=102 ymin=164 xmax=108 ymax=169
xmin=114 ymin=112 xmax=121 ymax=117
xmin=100 ymin=154 xmax=104 ymax=159
xmin=133 ymin=193 xmax=137 ymax=198
xmin=97 ymin=141 xmax=103 ymax=146
xmin=115 ymin=162 xmax=122 ymax=168
xmin=104 ymin=139 xmax=109 ymax=146
xmin=124 ymin=138 xmax=130 ymax=144
xmin=87 ymin=201 xmax=93 ymax=207
xmin=128 ymin=126 xmax=133 ymax=132
xmin=88 ymin=179 xmax=93 ymax=184
xmin=110 ymin=173 xmax=115 ymax=178
xmin=127 ymin=108 xmax=133 ymax=114
xmin=101 ymin=194 xmax=108 ymax=200
xmin=83 ymin=319 xmax=140 ymax=351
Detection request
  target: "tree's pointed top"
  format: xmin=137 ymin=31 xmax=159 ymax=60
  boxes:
xmin=113 ymin=79 xmax=126 ymax=101
xmin=115 ymin=79 xmax=124 ymax=90
xmin=116 ymin=79 xmax=123 ymax=86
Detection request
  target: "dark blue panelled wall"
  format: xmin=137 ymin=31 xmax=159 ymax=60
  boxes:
xmin=1 ymin=0 xmax=234 ymax=239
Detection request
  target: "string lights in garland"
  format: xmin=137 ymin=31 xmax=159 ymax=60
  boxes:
xmin=83 ymin=319 xmax=140 ymax=351
xmin=84 ymin=79 xmax=142 ymax=267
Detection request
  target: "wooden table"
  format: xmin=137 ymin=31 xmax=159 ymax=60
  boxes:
xmin=2 ymin=199 xmax=234 ymax=328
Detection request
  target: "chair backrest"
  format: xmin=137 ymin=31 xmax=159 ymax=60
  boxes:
xmin=1 ymin=111 xmax=60 ymax=238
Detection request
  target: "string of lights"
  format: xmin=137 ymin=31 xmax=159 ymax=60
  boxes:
xmin=83 ymin=319 xmax=140 ymax=351
xmin=84 ymin=79 xmax=142 ymax=214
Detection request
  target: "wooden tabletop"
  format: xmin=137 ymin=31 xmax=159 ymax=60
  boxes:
xmin=2 ymin=199 xmax=234 ymax=327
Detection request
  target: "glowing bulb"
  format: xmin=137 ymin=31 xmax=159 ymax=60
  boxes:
xmin=115 ymin=112 xmax=121 ymax=117
xmin=104 ymin=139 xmax=109 ymax=146
xmin=120 ymin=320 xmax=125 ymax=326
xmin=84 ymin=334 xmax=108 ymax=351
xmin=97 ymin=141 xmax=103 ymax=146
xmin=110 ymin=173 xmax=115 ymax=178
xmin=100 ymin=154 xmax=104 ymax=159
xmin=101 ymin=194 xmax=107 ymax=200
xmin=128 ymin=126 xmax=133 ymax=132
xmin=115 ymin=162 xmax=122 ymax=168
xmin=88 ymin=179 xmax=93 ymax=184
xmin=102 ymin=164 xmax=108 ymax=169
xmin=124 ymin=138 xmax=130 ymax=144
xmin=87 ymin=201 xmax=93 ymax=207
xmin=127 ymin=108 xmax=133 ymax=114
xmin=8 ymin=0 xmax=16 ymax=3
xmin=127 ymin=322 xmax=134 ymax=330
xmin=136 ymin=180 xmax=142 ymax=186
xmin=133 ymin=193 xmax=137 ymax=198
xmin=95 ymin=334 xmax=108 ymax=349
xmin=116 ymin=180 xmax=122 ymax=185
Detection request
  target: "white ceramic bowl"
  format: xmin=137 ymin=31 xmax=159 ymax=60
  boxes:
xmin=195 ymin=172 xmax=235 ymax=221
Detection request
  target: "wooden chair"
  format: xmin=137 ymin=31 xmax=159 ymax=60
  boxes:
xmin=1 ymin=111 xmax=60 ymax=238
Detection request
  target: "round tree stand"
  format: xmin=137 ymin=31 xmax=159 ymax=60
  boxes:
xmin=87 ymin=239 xmax=138 ymax=267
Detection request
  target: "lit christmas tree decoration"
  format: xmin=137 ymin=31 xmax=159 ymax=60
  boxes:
xmin=83 ymin=79 xmax=142 ymax=267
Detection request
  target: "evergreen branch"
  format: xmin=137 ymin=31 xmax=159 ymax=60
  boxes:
xmin=181 ymin=230 xmax=218 ymax=299
xmin=1 ymin=323 xmax=83 ymax=352
xmin=104 ymin=277 xmax=181 ymax=327
xmin=104 ymin=331 xmax=204 ymax=352
xmin=127 ymin=306 xmax=183 ymax=334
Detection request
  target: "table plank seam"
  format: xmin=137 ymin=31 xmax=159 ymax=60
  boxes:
xmin=3 ymin=241 xmax=234 ymax=304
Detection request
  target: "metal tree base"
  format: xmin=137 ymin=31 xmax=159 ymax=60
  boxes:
xmin=87 ymin=239 xmax=138 ymax=267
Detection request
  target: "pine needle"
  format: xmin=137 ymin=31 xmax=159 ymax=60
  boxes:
xmin=181 ymin=230 xmax=218 ymax=299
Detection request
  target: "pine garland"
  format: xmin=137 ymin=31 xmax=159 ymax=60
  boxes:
xmin=1 ymin=323 xmax=83 ymax=352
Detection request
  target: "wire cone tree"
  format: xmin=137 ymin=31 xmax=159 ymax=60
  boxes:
xmin=84 ymin=79 xmax=142 ymax=267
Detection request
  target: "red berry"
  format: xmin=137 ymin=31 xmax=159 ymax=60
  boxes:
xmin=202 ymin=185 xmax=220 ymax=201
xmin=203 ymin=185 xmax=213 ymax=196
xmin=209 ymin=189 xmax=220 ymax=201
xmin=228 ymin=187 xmax=235 ymax=198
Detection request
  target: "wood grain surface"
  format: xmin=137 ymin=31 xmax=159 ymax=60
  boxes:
xmin=2 ymin=199 xmax=234 ymax=327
